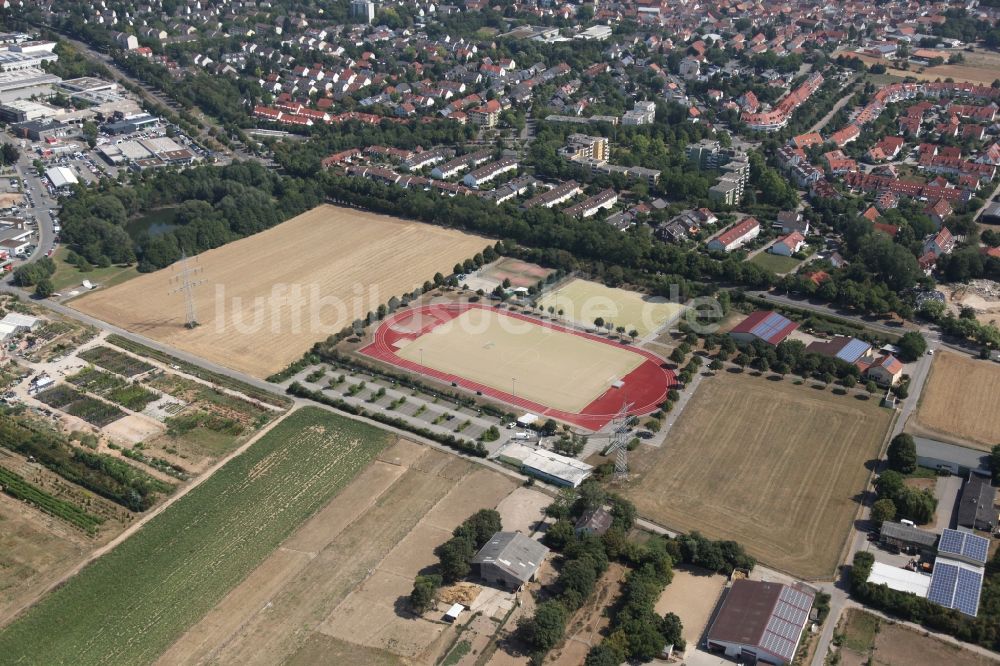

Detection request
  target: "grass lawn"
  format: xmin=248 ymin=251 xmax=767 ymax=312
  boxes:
xmin=0 ymin=407 xmax=393 ymax=665
xmin=749 ymin=251 xmax=801 ymax=274
xmin=840 ymin=608 xmax=880 ymax=653
xmin=49 ymin=246 xmax=139 ymax=293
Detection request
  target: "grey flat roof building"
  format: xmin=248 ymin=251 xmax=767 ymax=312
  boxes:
xmin=915 ymin=437 xmax=990 ymax=476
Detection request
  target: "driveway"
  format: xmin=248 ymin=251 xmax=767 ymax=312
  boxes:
xmin=933 ymin=474 xmax=963 ymax=532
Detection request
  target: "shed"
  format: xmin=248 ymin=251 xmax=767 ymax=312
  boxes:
xmin=444 ymin=603 xmax=464 ymax=622
xmin=867 ymin=561 xmax=931 ymax=597
xmin=516 ymin=413 xmax=538 ymax=427
xmin=879 ymin=521 xmax=938 ymax=556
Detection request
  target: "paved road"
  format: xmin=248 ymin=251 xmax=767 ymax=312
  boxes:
xmin=810 ymin=336 xmax=940 ymax=666
xmin=0 ymin=134 xmax=57 ymax=263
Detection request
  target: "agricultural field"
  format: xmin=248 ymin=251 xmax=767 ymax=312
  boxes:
xmin=159 ymin=439 xmax=529 ymax=666
xmin=0 ymin=407 xmax=393 ymax=664
xmin=833 ymin=50 xmax=1000 ymax=86
xmin=67 ymin=366 xmax=158 ymax=411
xmin=78 ymin=345 xmax=154 ymax=377
xmin=621 ymin=372 xmax=892 ymax=579
xmin=913 ymin=352 xmax=1000 ymax=450
xmin=72 ymin=204 xmax=493 ymax=377
xmin=536 ymin=278 xmax=684 ymax=337
xmin=835 ymin=609 xmax=995 ymax=666
xmin=35 ymin=384 xmax=125 ymax=428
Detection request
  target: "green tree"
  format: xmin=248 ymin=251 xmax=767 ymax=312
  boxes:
xmin=520 ymin=600 xmax=568 ymax=652
xmin=34 ymin=277 xmax=54 ymax=298
xmin=897 ymin=332 xmax=927 ymax=362
xmin=585 ymin=643 xmax=626 ymax=666
xmin=871 ymin=498 xmax=897 ymax=528
xmin=660 ymin=612 xmax=685 ymax=650
xmin=887 ymin=433 xmax=917 ymax=474
xmin=0 ymin=143 xmax=20 ymax=165
xmin=409 ymin=574 xmax=441 ymax=613
xmin=991 ymin=444 xmax=1000 ymax=484
xmin=436 ymin=536 xmax=475 ymax=583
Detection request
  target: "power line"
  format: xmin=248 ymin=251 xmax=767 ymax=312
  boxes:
xmin=168 ymin=251 xmax=204 ymax=329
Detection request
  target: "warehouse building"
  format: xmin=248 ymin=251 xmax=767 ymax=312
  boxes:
xmin=500 ymin=443 xmax=593 ymax=487
xmin=46 ymin=166 xmax=78 ymax=190
xmin=471 ymin=531 xmax=549 ymax=590
xmin=706 ymin=580 xmax=815 ymax=665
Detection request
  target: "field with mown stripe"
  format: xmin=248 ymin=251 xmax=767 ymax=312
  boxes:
xmin=0 ymin=407 xmax=392 ymax=665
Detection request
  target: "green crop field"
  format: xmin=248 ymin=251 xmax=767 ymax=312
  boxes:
xmin=0 ymin=407 xmax=393 ymax=665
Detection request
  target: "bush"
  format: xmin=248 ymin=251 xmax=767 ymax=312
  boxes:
xmin=520 ymin=600 xmax=568 ymax=653
xmin=409 ymin=574 xmax=442 ymax=614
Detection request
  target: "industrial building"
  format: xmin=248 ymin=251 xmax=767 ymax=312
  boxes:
xmin=499 ymin=443 xmax=592 ymax=487
xmin=706 ymin=580 xmax=815 ymax=665
xmin=471 ymin=531 xmax=549 ymax=590
xmin=46 ymin=166 xmax=79 ymax=190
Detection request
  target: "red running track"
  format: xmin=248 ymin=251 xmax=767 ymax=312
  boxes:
xmin=359 ymin=302 xmax=675 ymax=431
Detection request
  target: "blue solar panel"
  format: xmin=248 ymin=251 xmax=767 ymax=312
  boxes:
xmin=835 ymin=338 xmax=871 ymax=363
xmin=751 ymin=312 xmax=791 ymax=342
xmin=928 ymin=563 xmax=958 ymax=607
xmin=938 ymin=529 xmax=990 ymax=565
xmin=965 ymin=535 xmax=990 ymax=564
xmin=955 ymin=567 xmax=983 ymax=617
xmin=929 ymin=559 xmax=984 ymax=617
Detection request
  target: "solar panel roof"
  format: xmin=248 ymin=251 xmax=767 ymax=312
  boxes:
xmin=928 ymin=558 xmax=983 ymax=617
xmin=835 ymin=338 xmax=871 ymax=363
xmin=938 ymin=529 xmax=990 ymax=565
xmin=750 ymin=312 xmax=794 ymax=343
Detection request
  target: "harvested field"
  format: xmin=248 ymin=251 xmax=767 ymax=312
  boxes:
xmin=537 ymin=278 xmax=684 ymax=337
xmin=833 ymin=50 xmax=1000 ymax=86
xmin=653 ymin=567 xmax=728 ymax=647
xmin=837 ymin=609 xmax=995 ymax=666
xmin=72 ymin=204 xmax=492 ymax=377
xmin=622 ymin=372 xmax=893 ymax=579
xmin=0 ymin=407 xmax=393 ymax=664
xmin=159 ymin=440 xmax=521 ymax=666
xmin=913 ymin=352 xmax=1000 ymax=450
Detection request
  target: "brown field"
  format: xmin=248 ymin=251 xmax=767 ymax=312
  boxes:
xmin=621 ymin=372 xmax=893 ymax=579
xmin=837 ymin=609 xmax=995 ymax=666
xmin=913 ymin=352 xmax=1000 ymax=450
xmin=159 ymin=439 xmax=524 ymax=666
xmin=654 ymin=567 xmax=728 ymax=647
xmin=480 ymin=257 xmax=552 ymax=289
xmin=72 ymin=204 xmax=492 ymax=377
xmin=549 ymin=563 xmax=628 ymax=666
xmin=0 ymin=494 xmax=90 ymax=624
xmin=834 ymin=50 xmax=1000 ymax=86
